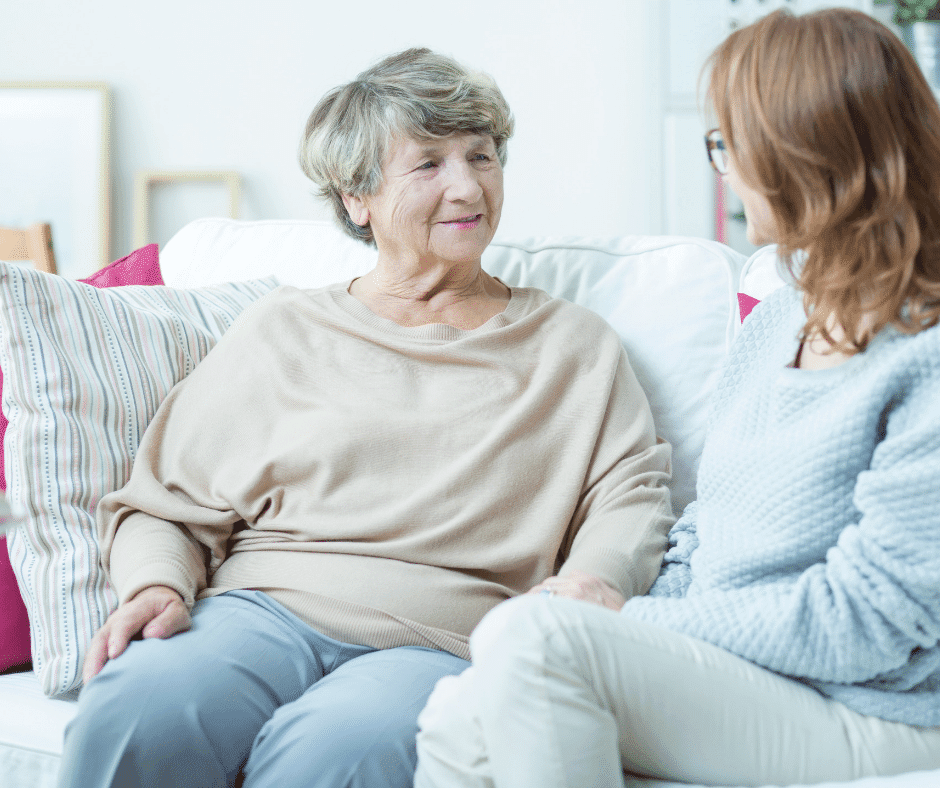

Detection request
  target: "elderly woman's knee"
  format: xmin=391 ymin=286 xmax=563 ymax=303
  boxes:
xmin=77 ymin=655 xmax=156 ymax=721
xmin=246 ymin=706 xmax=422 ymax=788
xmin=73 ymin=641 xmax=216 ymax=750
xmin=65 ymin=667 xmax=192 ymax=778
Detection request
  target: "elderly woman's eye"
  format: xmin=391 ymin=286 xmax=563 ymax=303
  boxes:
xmin=418 ymin=160 xmax=437 ymax=170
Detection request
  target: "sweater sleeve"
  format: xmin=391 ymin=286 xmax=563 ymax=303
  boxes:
xmin=557 ymin=348 xmax=675 ymax=600
xmin=97 ymin=296 xmax=273 ymax=607
xmin=623 ymin=370 xmax=940 ymax=684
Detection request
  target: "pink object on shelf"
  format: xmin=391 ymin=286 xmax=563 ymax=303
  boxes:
xmin=715 ymin=172 xmax=728 ymax=244
xmin=0 ymin=244 xmax=163 ymax=672
xmin=715 ymin=172 xmax=726 ymax=244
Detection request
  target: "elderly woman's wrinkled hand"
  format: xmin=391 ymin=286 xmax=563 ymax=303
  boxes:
xmin=83 ymin=585 xmax=191 ymax=685
xmin=528 ymin=570 xmax=626 ymax=611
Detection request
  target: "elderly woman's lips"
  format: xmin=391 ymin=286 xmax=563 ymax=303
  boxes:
xmin=440 ymin=214 xmax=483 ymax=227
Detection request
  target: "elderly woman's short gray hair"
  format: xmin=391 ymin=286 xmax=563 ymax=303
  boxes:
xmin=299 ymin=47 xmax=515 ymax=245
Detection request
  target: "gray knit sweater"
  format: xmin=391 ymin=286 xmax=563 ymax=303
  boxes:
xmin=623 ymin=284 xmax=940 ymax=727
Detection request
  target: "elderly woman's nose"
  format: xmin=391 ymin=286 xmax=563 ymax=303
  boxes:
xmin=444 ymin=161 xmax=484 ymax=201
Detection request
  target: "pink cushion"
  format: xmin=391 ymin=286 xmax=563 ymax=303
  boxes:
xmin=79 ymin=243 xmax=163 ymax=289
xmin=0 ymin=244 xmax=162 ymax=672
xmin=0 ymin=537 xmax=30 ymax=671
xmin=738 ymin=292 xmax=761 ymax=322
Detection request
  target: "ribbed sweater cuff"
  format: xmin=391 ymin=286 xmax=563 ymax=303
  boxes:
xmin=109 ymin=512 xmax=201 ymax=607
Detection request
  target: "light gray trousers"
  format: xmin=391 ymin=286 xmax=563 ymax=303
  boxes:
xmin=415 ymin=595 xmax=940 ymax=788
xmin=58 ymin=590 xmax=468 ymax=788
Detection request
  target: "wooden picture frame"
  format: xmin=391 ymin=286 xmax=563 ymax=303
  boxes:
xmin=0 ymin=82 xmax=110 ymax=278
xmin=0 ymin=222 xmax=57 ymax=274
xmin=133 ymin=170 xmax=241 ymax=249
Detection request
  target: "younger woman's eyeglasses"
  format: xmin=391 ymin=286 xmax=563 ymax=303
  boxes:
xmin=704 ymin=129 xmax=729 ymax=175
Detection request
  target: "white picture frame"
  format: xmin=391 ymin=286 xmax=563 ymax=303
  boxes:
xmin=0 ymin=82 xmax=110 ymax=279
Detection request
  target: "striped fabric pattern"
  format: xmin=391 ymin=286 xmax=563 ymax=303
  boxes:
xmin=0 ymin=262 xmax=277 ymax=696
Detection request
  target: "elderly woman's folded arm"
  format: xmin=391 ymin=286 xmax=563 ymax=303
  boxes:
xmin=105 ymin=513 xmax=210 ymax=608
xmin=556 ymin=348 xmax=675 ymax=600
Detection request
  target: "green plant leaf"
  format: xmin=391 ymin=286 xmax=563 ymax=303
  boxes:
xmin=889 ymin=0 xmax=940 ymax=25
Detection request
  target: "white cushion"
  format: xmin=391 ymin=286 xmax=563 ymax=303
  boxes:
xmin=628 ymin=771 xmax=940 ymax=788
xmin=161 ymin=218 xmax=748 ymax=516
xmin=0 ymin=672 xmax=75 ymax=755
xmin=738 ymin=244 xmax=789 ymax=322
xmin=160 ymin=218 xmax=378 ymax=288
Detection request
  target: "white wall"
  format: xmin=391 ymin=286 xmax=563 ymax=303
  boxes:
xmin=3 ymin=0 xmax=663 ymax=273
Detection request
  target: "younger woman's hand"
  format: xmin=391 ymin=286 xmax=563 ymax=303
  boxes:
xmin=83 ymin=585 xmax=191 ymax=684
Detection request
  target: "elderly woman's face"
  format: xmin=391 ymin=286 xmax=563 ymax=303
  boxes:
xmin=345 ymin=133 xmax=503 ymax=267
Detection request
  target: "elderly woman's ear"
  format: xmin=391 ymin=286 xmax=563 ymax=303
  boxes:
xmin=341 ymin=194 xmax=369 ymax=228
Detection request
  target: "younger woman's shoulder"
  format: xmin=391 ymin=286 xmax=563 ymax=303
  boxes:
xmin=879 ymin=313 xmax=940 ymax=379
xmin=903 ymin=314 xmax=940 ymax=349
xmin=742 ymin=283 xmax=803 ymax=327
xmin=730 ymin=284 xmax=803 ymax=357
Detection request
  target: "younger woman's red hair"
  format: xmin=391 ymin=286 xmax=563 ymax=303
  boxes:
xmin=708 ymin=7 xmax=940 ymax=352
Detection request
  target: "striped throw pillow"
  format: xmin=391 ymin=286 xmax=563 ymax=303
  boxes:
xmin=0 ymin=244 xmax=162 ymax=674
xmin=0 ymin=262 xmax=277 ymax=696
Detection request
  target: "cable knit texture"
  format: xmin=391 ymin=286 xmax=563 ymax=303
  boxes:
xmin=624 ymin=284 xmax=940 ymax=727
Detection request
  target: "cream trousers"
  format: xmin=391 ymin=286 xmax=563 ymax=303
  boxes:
xmin=414 ymin=596 xmax=940 ymax=788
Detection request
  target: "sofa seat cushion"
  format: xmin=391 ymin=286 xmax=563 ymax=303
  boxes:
xmin=0 ymin=671 xmax=76 ymax=755
xmin=1 ymin=667 xmax=937 ymax=786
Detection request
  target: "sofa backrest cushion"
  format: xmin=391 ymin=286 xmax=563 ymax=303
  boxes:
xmin=737 ymin=244 xmax=789 ymax=325
xmin=162 ymin=218 xmax=748 ymax=516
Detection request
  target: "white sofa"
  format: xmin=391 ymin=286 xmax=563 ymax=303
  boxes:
xmin=1 ymin=218 xmax=937 ymax=788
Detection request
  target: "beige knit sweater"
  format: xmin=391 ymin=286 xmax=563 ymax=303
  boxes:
xmin=98 ymin=282 xmax=674 ymax=660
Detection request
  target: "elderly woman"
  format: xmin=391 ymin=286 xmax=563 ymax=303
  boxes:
xmin=57 ymin=48 xmax=673 ymax=788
